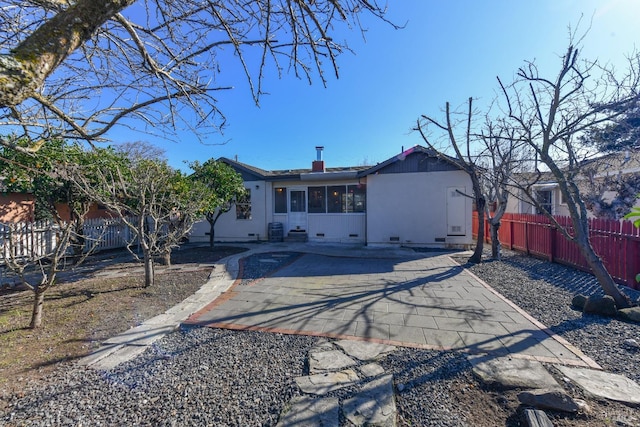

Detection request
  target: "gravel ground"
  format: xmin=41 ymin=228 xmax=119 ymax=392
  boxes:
xmin=3 ymin=249 xmax=640 ymax=426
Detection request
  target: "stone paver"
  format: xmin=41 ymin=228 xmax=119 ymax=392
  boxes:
xmin=295 ymin=369 xmax=360 ymax=395
xmin=281 ymin=337 xmax=397 ymax=427
xmin=556 ymin=365 xmax=640 ymax=406
xmin=342 ymin=375 xmax=396 ymax=427
xmin=468 ymin=356 xmax=560 ymax=390
xmin=309 ymin=350 xmax=357 ymax=373
xmin=360 ymin=363 xmax=386 ymax=378
xmin=335 ymin=340 xmax=396 ymax=361
xmin=276 ymin=396 xmax=339 ymax=427
xmin=187 ymin=250 xmax=597 ymax=367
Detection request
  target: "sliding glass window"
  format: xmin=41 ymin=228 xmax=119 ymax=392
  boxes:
xmin=308 ymin=186 xmax=327 ymax=213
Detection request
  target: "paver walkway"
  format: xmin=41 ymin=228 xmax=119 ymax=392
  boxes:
xmin=186 ymin=250 xmax=597 ymax=368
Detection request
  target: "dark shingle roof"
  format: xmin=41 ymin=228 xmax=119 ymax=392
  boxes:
xmin=219 ymin=145 xmax=464 ymax=181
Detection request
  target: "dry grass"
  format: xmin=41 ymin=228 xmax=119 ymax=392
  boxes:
xmin=0 ymin=245 xmax=246 ymax=397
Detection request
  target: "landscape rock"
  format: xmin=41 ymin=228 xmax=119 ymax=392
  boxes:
xmin=309 ymin=339 xmax=335 ymax=353
xmin=573 ymin=398 xmax=591 ymax=414
xmin=618 ymin=306 xmax=640 ymax=323
xmin=468 ymin=356 xmax=560 ymax=390
xmin=308 ymin=350 xmax=356 ymax=373
xmin=571 ymin=294 xmax=587 ymax=310
xmin=517 ymin=388 xmax=579 ymax=413
xmin=557 ymin=365 xmax=640 ymax=406
xmin=295 ymin=369 xmax=360 ymax=395
xmin=342 ymin=375 xmax=396 ymax=427
xmin=335 ymin=340 xmax=396 ymax=361
xmin=276 ymin=396 xmax=339 ymax=427
xmin=583 ymin=295 xmax=617 ymax=316
xmin=623 ymin=338 xmax=640 ymax=349
xmin=523 ymin=408 xmax=554 ymax=427
xmin=359 ymin=362 xmax=386 ymax=378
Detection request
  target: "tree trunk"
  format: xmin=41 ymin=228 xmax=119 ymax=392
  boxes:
xmin=573 ymin=224 xmax=631 ymax=309
xmin=71 ymin=217 xmax=86 ymax=260
xmin=143 ymin=251 xmax=155 ymax=287
xmin=29 ymin=288 xmax=46 ymax=329
xmin=469 ymin=197 xmax=485 ymax=263
xmin=160 ymin=251 xmax=171 ymax=266
xmin=207 ymin=210 xmax=224 ymax=251
xmin=209 ymin=221 xmax=215 ymax=251
xmin=489 ymin=220 xmax=502 ymax=260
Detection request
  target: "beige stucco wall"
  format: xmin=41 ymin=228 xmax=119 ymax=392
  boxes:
xmin=190 ymin=180 xmax=269 ymax=242
xmin=366 ymin=171 xmax=472 ymax=247
xmin=505 ymin=187 xmax=567 ymax=215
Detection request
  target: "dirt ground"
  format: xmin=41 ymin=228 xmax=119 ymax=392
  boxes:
xmin=0 ymin=245 xmax=246 ymax=400
xmin=1 ymin=245 xmax=638 ymax=426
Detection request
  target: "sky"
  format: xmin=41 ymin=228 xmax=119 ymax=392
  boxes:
xmin=112 ymin=0 xmax=640 ymax=172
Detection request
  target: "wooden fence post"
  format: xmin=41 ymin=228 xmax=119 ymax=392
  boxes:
xmin=525 ymin=220 xmax=529 ymax=255
xmin=624 ymin=220 xmax=640 ymax=290
xmin=549 ymin=224 xmax=555 ymax=263
xmin=509 ymin=217 xmax=514 ymax=250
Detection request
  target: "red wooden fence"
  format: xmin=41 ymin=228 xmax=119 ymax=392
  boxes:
xmin=472 ymin=212 xmax=640 ymax=290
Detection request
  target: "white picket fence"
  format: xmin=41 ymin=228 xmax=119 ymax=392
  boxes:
xmin=0 ymin=217 xmax=137 ymax=261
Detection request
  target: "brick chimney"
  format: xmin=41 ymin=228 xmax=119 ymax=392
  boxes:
xmin=312 ymin=146 xmax=325 ymax=172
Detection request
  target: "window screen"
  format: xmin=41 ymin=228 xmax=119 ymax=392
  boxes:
xmin=308 ymin=186 xmax=326 ymax=213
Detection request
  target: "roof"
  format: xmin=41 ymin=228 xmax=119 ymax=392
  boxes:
xmin=218 ymin=157 xmax=370 ymax=181
xmin=357 ymin=145 xmax=463 ymax=177
xmin=220 ymin=145 xmax=465 ymax=182
xmin=512 ymin=148 xmax=640 ymax=186
xmin=579 ymin=148 xmax=640 ymax=176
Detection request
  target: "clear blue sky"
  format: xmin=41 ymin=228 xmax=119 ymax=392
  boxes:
xmin=112 ymin=1 xmax=640 ymax=172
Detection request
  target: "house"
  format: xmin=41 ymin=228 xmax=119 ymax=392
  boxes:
xmin=505 ymin=149 xmax=640 ymax=217
xmin=0 ymin=192 xmax=35 ymax=223
xmin=189 ymin=146 xmax=473 ymax=248
xmin=1 ymin=188 xmax=116 ymax=224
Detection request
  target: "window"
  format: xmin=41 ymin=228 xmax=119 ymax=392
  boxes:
xmin=274 ymin=187 xmax=287 ymax=213
xmin=308 ymin=187 xmax=326 ymax=213
xmin=328 ymin=186 xmax=346 ymax=213
xmin=290 ymin=190 xmax=305 ymax=212
xmin=236 ymin=189 xmax=252 ymax=220
xmin=535 ymin=190 xmax=552 ymax=215
xmin=347 ymin=184 xmax=366 ymax=213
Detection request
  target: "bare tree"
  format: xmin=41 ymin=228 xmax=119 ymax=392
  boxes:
xmin=74 ymin=151 xmax=210 ymax=287
xmin=0 ymin=1 xmax=392 ymax=154
xmin=1 ymin=219 xmax=87 ymax=328
xmin=497 ymin=41 xmax=639 ymax=308
xmin=416 ymin=97 xmax=486 ymax=263
xmin=476 ymin=119 xmax=528 ymax=260
xmin=114 ymin=141 xmax=167 ymax=163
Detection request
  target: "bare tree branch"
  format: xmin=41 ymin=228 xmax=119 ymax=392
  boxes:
xmin=0 ymin=0 xmax=393 ymax=151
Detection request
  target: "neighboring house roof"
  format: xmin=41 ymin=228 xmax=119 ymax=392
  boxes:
xmin=220 ymin=145 xmax=465 ymax=182
xmin=512 ymin=148 xmax=640 ymax=188
xmin=579 ymin=148 xmax=640 ymax=177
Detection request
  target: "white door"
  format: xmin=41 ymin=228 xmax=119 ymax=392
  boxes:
xmin=288 ymin=189 xmax=307 ymax=231
xmin=447 ymin=187 xmax=466 ymax=236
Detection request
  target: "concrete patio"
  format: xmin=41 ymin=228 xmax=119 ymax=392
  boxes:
xmin=186 ymin=247 xmax=598 ymax=368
